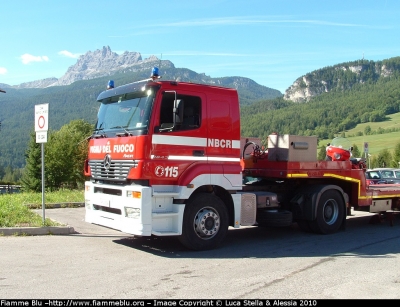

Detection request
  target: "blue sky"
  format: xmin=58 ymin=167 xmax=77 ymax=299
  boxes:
xmin=1 ymin=0 xmax=400 ymax=93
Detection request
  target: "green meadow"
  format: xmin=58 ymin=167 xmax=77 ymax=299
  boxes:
xmin=319 ymin=113 xmax=400 ymax=158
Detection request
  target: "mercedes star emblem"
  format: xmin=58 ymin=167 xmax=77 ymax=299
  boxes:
xmin=103 ymin=154 xmax=111 ymax=171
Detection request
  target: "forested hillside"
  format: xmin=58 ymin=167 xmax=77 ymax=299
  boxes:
xmin=284 ymin=56 xmax=400 ymax=102
xmin=241 ymin=71 xmax=400 ymax=142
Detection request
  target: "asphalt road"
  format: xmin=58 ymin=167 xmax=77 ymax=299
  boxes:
xmin=1 ymin=207 xmax=400 ymax=299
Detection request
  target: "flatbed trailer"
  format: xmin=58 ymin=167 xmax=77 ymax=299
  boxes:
xmin=240 ymin=143 xmax=400 ymax=234
xmin=243 ymin=159 xmax=400 ymax=207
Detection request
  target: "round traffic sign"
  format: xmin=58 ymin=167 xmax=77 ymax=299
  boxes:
xmin=38 ymin=116 xmax=45 ymax=129
xmin=34 ymin=103 xmax=49 ymax=132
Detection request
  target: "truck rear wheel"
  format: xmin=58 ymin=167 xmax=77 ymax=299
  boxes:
xmin=309 ymin=190 xmax=344 ymax=234
xmin=178 ymin=193 xmax=229 ymax=250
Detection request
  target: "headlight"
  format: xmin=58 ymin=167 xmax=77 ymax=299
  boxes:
xmin=125 ymin=207 xmax=140 ymax=218
xmin=85 ymin=201 xmax=92 ymax=209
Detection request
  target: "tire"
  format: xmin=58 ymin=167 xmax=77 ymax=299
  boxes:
xmin=256 ymin=209 xmax=293 ymax=227
xmin=309 ymin=190 xmax=345 ymax=234
xmin=178 ymin=193 xmax=229 ymax=251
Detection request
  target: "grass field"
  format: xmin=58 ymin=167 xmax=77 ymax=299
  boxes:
xmin=0 ymin=189 xmax=84 ymax=228
xmin=319 ymin=113 xmax=400 ymax=157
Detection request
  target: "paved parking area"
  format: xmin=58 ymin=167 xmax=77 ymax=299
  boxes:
xmin=1 ymin=208 xmax=400 ymax=299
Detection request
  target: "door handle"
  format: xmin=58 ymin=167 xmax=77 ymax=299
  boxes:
xmin=193 ymin=150 xmax=204 ymax=156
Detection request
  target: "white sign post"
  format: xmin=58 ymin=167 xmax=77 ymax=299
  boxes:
xmin=364 ymin=142 xmax=369 ymax=154
xmin=35 ymin=104 xmax=49 ymax=224
xmin=364 ymin=142 xmax=369 ymax=168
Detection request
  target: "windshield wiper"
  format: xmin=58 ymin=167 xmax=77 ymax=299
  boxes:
xmin=92 ymin=127 xmax=107 ymax=138
xmin=111 ymin=126 xmax=133 ymax=136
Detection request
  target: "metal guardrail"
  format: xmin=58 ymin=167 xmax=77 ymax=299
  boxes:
xmin=0 ymin=185 xmax=22 ymax=194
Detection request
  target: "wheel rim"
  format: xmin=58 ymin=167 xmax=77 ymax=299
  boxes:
xmin=193 ymin=207 xmax=220 ymax=240
xmin=323 ymin=199 xmax=339 ymax=225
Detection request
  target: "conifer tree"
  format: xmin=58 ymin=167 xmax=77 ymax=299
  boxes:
xmin=21 ymin=131 xmax=43 ymax=192
xmin=391 ymin=142 xmax=400 ymax=168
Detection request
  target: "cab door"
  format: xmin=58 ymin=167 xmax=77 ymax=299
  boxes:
xmin=149 ymin=90 xmax=209 ymax=185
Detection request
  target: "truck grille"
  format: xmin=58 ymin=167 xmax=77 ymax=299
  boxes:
xmin=89 ymin=160 xmax=137 ymax=181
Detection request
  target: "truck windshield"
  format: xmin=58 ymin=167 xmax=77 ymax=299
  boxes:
xmin=96 ymin=88 xmax=156 ymax=134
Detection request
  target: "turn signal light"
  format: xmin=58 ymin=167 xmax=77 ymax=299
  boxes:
xmin=127 ymin=191 xmax=142 ymax=198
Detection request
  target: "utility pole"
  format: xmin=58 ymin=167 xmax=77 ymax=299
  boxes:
xmin=0 ymin=89 xmax=4 ymax=131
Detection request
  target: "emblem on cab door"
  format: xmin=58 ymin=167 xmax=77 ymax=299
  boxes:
xmin=155 ymin=165 xmax=165 ymax=177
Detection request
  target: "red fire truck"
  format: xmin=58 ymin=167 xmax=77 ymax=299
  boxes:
xmin=84 ymin=68 xmax=400 ymax=250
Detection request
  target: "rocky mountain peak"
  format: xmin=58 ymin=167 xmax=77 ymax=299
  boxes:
xmin=12 ymin=46 xmax=166 ymax=89
xmin=50 ymin=46 xmax=144 ymax=86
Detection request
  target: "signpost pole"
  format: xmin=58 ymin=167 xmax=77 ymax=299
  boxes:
xmin=41 ymin=143 xmax=45 ymax=224
xmin=35 ymin=103 xmax=49 ymax=226
xmin=364 ymin=142 xmax=369 ymax=169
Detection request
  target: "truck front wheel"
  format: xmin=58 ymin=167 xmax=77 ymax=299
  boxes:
xmin=309 ymin=190 xmax=345 ymax=234
xmin=178 ymin=193 xmax=229 ymax=250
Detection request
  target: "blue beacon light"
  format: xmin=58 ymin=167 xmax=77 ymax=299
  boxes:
xmin=151 ymin=67 xmax=159 ymax=79
xmin=107 ymin=80 xmax=114 ymax=89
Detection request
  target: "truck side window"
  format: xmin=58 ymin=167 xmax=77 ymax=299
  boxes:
xmin=159 ymin=94 xmax=201 ymax=131
xmin=182 ymin=98 xmax=201 ymax=130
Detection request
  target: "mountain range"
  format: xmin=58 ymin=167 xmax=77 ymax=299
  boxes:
xmin=4 ymin=46 xmax=399 ymax=102
xmin=0 ymin=46 xmax=282 ymax=101
xmin=1 ymin=46 xmax=400 ymax=169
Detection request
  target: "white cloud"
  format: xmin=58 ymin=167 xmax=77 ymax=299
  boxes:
xmin=58 ymin=50 xmax=80 ymax=59
xmin=20 ymin=54 xmax=49 ymax=65
xmin=0 ymin=67 xmax=7 ymax=75
xmin=142 ymin=16 xmax=371 ymax=29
